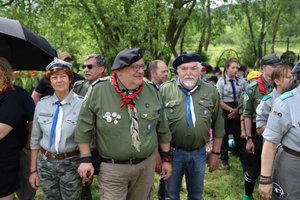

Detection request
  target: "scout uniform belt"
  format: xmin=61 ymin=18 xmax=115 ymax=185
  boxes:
xmin=100 ymin=157 xmax=147 ymax=165
xmin=40 ymin=147 xmax=80 ymax=160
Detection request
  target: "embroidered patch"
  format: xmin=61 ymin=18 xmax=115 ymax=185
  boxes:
xmin=272 ymin=182 xmax=288 ymax=199
xmin=147 ymin=124 xmax=152 ymax=130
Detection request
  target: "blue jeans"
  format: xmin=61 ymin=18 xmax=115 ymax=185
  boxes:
xmin=158 ymin=146 xmax=206 ymax=200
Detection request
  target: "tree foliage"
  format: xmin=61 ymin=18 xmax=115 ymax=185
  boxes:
xmin=0 ymin=0 xmax=299 ymax=69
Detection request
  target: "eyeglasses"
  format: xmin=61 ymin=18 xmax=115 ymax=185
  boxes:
xmin=130 ymin=64 xmax=147 ymax=71
xmin=82 ymin=64 xmax=96 ymax=69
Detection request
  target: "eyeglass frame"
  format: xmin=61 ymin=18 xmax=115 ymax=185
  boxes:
xmin=82 ymin=64 xmax=97 ymax=70
xmin=129 ymin=63 xmax=147 ymax=71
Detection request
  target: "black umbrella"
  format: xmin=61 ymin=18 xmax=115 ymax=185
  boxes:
xmin=0 ymin=17 xmax=57 ymax=71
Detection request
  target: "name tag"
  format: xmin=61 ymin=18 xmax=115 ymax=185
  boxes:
xmin=39 ymin=113 xmax=53 ymax=117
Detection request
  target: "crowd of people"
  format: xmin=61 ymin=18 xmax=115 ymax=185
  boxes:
xmin=0 ymin=48 xmax=299 ymax=200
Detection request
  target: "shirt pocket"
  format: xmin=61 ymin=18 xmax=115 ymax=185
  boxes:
xmin=197 ymin=100 xmax=213 ymax=119
xmin=140 ymin=109 xmax=161 ymax=134
xmin=164 ymin=99 xmax=182 ymax=122
xmin=37 ymin=116 xmax=53 ymax=132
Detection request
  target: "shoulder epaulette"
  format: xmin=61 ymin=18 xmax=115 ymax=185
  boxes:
xmin=279 ymin=91 xmax=293 ymax=101
xmin=40 ymin=95 xmax=51 ymax=101
xmin=91 ymin=76 xmax=110 ymax=87
xmin=248 ymin=80 xmax=258 ymax=88
xmin=262 ymin=94 xmax=271 ymax=101
xmin=143 ymin=78 xmax=159 ymax=91
xmin=161 ymin=79 xmax=175 ymax=87
xmin=73 ymin=80 xmax=85 ymax=88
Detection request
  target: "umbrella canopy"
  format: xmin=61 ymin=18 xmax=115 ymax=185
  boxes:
xmin=0 ymin=17 xmax=57 ymax=71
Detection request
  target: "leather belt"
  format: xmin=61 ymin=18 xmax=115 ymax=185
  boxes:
xmin=283 ymin=146 xmax=300 ymax=157
xmin=171 ymin=144 xmax=203 ymax=152
xmin=101 ymin=157 xmax=147 ymax=165
xmin=40 ymin=147 xmax=79 ymax=160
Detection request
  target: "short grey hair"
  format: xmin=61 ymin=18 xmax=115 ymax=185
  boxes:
xmin=85 ymin=54 xmax=105 ymax=67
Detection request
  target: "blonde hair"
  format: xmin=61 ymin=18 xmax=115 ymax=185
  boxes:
xmin=0 ymin=57 xmax=13 ymax=88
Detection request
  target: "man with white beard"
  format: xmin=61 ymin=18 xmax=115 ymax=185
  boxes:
xmin=158 ymin=53 xmax=224 ymax=200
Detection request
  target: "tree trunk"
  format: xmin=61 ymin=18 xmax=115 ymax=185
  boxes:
xmin=270 ymin=4 xmax=283 ymax=53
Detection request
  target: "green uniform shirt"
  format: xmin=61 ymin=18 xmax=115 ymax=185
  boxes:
xmin=160 ymin=79 xmax=224 ymax=150
xmin=74 ymin=77 xmax=171 ymax=160
xmin=73 ymin=80 xmax=91 ymax=97
xmin=243 ymin=77 xmax=273 ymax=122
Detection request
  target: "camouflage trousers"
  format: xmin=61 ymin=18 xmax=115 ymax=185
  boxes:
xmin=37 ymin=153 xmax=82 ymax=200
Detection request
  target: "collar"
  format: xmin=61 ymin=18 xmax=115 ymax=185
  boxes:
xmin=51 ymin=91 xmax=76 ymax=105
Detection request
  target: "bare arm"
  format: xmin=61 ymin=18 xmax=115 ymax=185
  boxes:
xmin=0 ymin=123 xmax=13 ymax=140
xmin=31 ymin=90 xmax=42 ymax=105
xmin=259 ymin=140 xmax=277 ymax=200
xmin=29 ymin=149 xmax=39 ymax=189
xmin=160 ymin=143 xmax=172 ymax=180
xmin=208 ymin=137 xmax=222 ymax=172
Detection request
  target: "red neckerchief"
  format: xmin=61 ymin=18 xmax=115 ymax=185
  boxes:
xmin=111 ymin=71 xmax=144 ymax=111
xmin=0 ymin=83 xmax=14 ymax=95
xmin=257 ymin=74 xmax=267 ymax=95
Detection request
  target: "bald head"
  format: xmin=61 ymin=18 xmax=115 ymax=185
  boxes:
xmin=148 ymin=60 xmax=168 ymax=86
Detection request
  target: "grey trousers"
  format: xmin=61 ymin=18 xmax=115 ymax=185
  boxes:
xmin=272 ymin=147 xmax=300 ymax=200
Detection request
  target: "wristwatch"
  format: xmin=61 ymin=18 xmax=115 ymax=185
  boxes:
xmin=245 ymin=135 xmax=252 ymax=141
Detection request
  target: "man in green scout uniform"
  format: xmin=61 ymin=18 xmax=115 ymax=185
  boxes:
xmin=158 ymin=53 xmax=224 ymax=200
xmin=242 ymin=54 xmax=282 ymax=200
xmin=73 ymin=54 xmax=105 ymax=200
xmin=75 ymin=48 xmax=172 ymax=200
xmin=73 ymin=54 xmax=106 ymax=97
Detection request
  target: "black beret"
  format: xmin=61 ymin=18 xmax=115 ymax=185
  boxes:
xmin=111 ymin=48 xmax=143 ymax=70
xmin=238 ymin=65 xmax=247 ymax=72
xmin=46 ymin=58 xmax=72 ymax=71
xmin=260 ymin=54 xmax=282 ymax=66
xmin=173 ymin=53 xmax=200 ymax=70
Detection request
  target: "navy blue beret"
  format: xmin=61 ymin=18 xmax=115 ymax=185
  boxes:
xmin=111 ymin=48 xmax=143 ymax=70
xmin=173 ymin=53 xmax=201 ymax=70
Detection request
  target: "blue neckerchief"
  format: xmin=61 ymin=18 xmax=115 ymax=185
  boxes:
xmin=48 ymin=100 xmax=61 ymax=149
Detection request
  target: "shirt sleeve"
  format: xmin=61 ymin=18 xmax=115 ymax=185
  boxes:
xmin=243 ymin=88 xmax=254 ymax=118
xmin=263 ymin=101 xmax=290 ymax=144
xmin=256 ymin=100 xmax=269 ymax=128
xmin=74 ymin=86 xmax=96 ymax=144
xmin=211 ymin=88 xmax=225 ymax=138
xmin=156 ymin=98 xmax=172 ymax=144
xmin=30 ymin=103 xmax=43 ymax=150
xmin=215 ymin=78 xmax=224 ymax=99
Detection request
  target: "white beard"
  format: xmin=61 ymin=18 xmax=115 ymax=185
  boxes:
xmin=182 ymin=80 xmax=196 ymax=88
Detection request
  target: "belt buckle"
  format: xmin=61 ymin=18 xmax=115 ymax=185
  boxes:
xmin=51 ymin=153 xmax=58 ymax=159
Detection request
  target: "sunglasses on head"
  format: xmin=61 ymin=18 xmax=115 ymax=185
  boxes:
xmin=82 ymin=64 xmax=95 ymax=69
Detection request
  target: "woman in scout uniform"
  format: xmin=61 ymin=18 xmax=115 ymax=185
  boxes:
xmin=29 ymin=58 xmax=84 ymax=200
xmin=259 ymin=61 xmax=300 ymax=200
xmin=216 ymin=59 xmax=247 ymax=169
xmin=256 ymin=65 xmax=292 ymax=135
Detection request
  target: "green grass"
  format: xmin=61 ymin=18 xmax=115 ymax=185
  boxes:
xmin=33 ymin=154 xmax=260 ymax=200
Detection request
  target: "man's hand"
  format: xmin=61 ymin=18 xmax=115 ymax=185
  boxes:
xmin=29 ymin=171 xmax=39 ymax=189
xmin=246 ymin=139 xmax=255 ymax=154
xmin=208 ymin=153 xmax=220 ymax=172
xmin=155 ymin=149 xmax=162 ymax=174
xmin=228 ymin=108 xmax=238 ymax=119
xmin=77 ymin=163 xmax=94 ymax=184
xmin=161 ymin=162 xmax=172 ymax=180
xmin=259 ymin=184 xmax=272 ymax=200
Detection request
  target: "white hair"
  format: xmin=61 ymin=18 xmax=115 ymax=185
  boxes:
xmin=177 ymin=61 xmax=202 ymax=73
